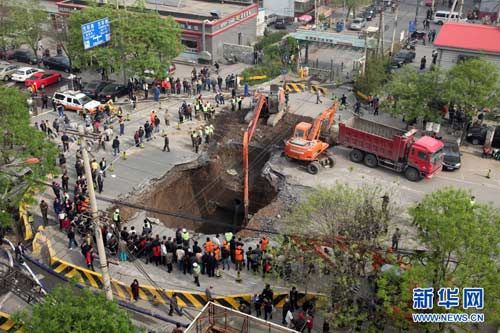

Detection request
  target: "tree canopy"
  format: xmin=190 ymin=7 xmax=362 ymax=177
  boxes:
xmin=14 ymin=286 xmax=135 ymax=333
xmin=67 ymin=4 xmax=183 ymax=80
xmin=275 ymin=184 xmax=395 ymax=330
xmin=443 ymin=58 xmax=500 ymax=115
xmin=378 ymin=188 xmax=500 ymax=331
xmin=0 ymin=86 xmax=58 ymax=228
xmin=382 ymin=65 xmax=444 ymax=123
xmin=354 ymin=54 xmax=390 ymax=96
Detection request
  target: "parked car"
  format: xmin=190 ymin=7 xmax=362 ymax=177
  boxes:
xmin=97 ymin=83 xmax=128 ymax=103
xmin=466 ymin=125 xmax=500 ymax=147
xmin=265 ymin=14 xmax=278 ymax=26
xmin=442 ymin=141 xmax=461 ymax=171
xmin=363 ymin=8 xmax=376 ymax=21
xmin=24 ymin=71 xmax=62 ymax=89
xmin=11 ymin=67 xmax=43 ymax=82
xmin=81 ymin=80 xmax=112 ymax=99
xmin=0 ymin=62 xmax=18 ymax=81
xmin=52 ymin=90 xmax=101 ymax=114
xmin=42 ymin=56 xmax=72 ymax=72
xmin=349 ymin=17 xmax=366 ymax=30
xmin=391 ymin=50 xmax=416 ymax=67
xmin=433 ymin=11 xmax=464 ymax=25
xmin=0 ymin=46 xmax=16 ymax=60
xmin=9 ymin=49 xmax=38 ymax=65
xmin=274 ymin=18 xmax=287 ymax=29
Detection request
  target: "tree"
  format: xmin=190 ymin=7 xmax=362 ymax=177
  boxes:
xmin=67 ymin=4 xmax=183 ymax=81
xmin=0 ymin=86 xmax=58 ymax=227
xmin=382 ymin=66 xmax=444 ymax=124
xmin=378 ymin=188 xmax=500 ymax=331
xmin=275 ymin=184 xmax=396 ymax=330
xmin=7 ymin=0 xmax=48 ymax=58
xmin=354 ymin=54 xmax=390 ymax=96
xmin=13 ymin=286 xmax=135 ymax=333
xmin=443 ymin=58 xmax=500 ymax=116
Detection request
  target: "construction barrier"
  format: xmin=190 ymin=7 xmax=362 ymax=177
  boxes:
xmin=38 ymin=232 xmax=319 ymax=310
xmin=285 ymin=83 xmax=306 ymax=93
xmin=311 ymin=85 xmax=328 ymax=96
xmin=0 ymin=311 xmax=17 ymax=332
xmin=247 ymin=75 xmax=267 ymax=81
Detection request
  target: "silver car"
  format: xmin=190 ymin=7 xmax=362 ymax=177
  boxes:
xmin=349 ymin=17 xmax=366 ymax=31
xmin=0 ymin=62 xmax=18 ymax=81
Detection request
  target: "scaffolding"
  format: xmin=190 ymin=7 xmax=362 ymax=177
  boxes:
xmin=185 ymin=302 xmax=298 ymax=333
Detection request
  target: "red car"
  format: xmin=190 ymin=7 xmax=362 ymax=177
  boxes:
xmin=25 ymin=71 xmax=61 ymax=89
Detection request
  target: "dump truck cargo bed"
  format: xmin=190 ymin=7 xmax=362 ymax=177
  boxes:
xmin=338 ymin=117 xmax=414 ymax=161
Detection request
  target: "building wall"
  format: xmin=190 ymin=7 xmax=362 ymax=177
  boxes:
xmin=437 ymin=48 xmax=500 ymax=70
xmin=208 ymin=16 xmax=257 ymax=62
xmin=263 ymin=0 xmax=295 ymax=17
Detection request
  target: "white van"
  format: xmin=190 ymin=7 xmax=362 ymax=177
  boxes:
xmin=433 ymin=11 xmax=464 ymax=24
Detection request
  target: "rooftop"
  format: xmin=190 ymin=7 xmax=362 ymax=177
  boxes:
xmin=433 ymin=22 xmax=500 ymax=53
xmin=133 ymin=0 xmax=248 ymax=20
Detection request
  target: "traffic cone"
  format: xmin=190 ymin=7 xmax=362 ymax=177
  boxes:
xmin=176 ymin=122 xmax=181 ymax=130
xmin=122 ymin=151 xmax=127 ymax=160
xmin=125 ymin=113 xmax=130 ymax=121
xmin=109 ymin=163 xmax=114 ymax=172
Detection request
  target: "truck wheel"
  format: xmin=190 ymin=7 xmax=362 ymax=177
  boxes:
xmin=326 ymin=156 xmax=335 ymax=168
xmin=349 ymin=149 xmax=364 ymax=163
xmin=404 ymin=167 xmax=421 ymax=182
xmin=363 ymin=153 xmax=378 ymax=168
xmin=306 ymin=162 xmax=320 ymax=175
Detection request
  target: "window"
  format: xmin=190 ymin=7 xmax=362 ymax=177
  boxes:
xmin=181 ymin=39 xmax=198 ymax=52
xmin=417 ymin=151 xmax=428 ymax=160
xmin=54 ymin=94 xmax=64 ymax=100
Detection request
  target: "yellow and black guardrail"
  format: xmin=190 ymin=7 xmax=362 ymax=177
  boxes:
xmin=285 ymin=82 xmax=306 ymax=93
xmin=0 ymin=311 xmax=17 ymax=332
xmin=311 ymin=85 xmax=328 ymax=96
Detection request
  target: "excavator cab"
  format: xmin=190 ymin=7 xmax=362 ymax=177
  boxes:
xmin=293 ymin=122 xmax=313 ymax=140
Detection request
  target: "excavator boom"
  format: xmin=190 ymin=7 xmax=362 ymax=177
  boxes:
xmin=307 ymin=103 xmax=338 ymax=141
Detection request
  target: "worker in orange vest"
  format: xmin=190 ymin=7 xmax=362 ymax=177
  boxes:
xmin=235 ymin=245 xmax=244 ymax=272
xmin=214 ymin=245 xmax=221 ymax=262
xmin=204 ymin=237 xmax=214 ymax=253
xmin=260 ymin=236 xmax=269 ymax=252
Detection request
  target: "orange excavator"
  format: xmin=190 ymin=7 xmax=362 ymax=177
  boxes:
xmin=284 ymin=103 xmax=338 ymax=174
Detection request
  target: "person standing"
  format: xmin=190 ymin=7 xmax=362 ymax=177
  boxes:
xmin=316 ymin=89 xmax=322 ymax=104
xmin=85 ymin=246 xmax=95 ymax=271
xmin=143 ymin=82 xmax=149 ymax=99
xmin=154 ymin=115 xmax=160 ymax=133
xmin=163 ymin=133 xmax=170 ymax=152
xmin=112 ymin=136 xmax=120 ymax=156
xmin=68 ymin=225 xmax=78 ymax=249
xmin=131 ymin=279 xmax=140 ymax=301
xmin=171 ymin=323 xmax=184 ymax=333
xmin=392 ymin=228 xmax=401 ymax=250
xmin=61 ymin=132 xmax=69 ymax=152
xmin=97 ymin=171 xmax=104 ymax=193
xmin=119 ymin=118 xmax=125 ymax=136
xmin=164 ymin=109 xmax=170 ymax=126
xmin=420 ymin=56 xmax=427 ymax=70
xmin=192 ymin=262 xmax=201 ymax=287
xmin=39 ymin=200 xmax=49 ymax=226
xmin=169 ymin=293 xmax=179 ymax=316
xmin=289 ymin=286 xmax=299 ymax=311
xmin=119 ymin=238 xmax=128 ymax=262
xmin=263 ymin=298 xmax=273 ymax=320
xmin=99 ymin=157 xmax=107 ymax=177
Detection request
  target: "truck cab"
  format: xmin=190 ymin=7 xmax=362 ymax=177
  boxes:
xmin=407 ymin=136 xmax=443 ymax=179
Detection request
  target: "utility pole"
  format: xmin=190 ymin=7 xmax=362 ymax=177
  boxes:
xmin=314 ymin=0 xmax=319 ymax=30
xmin=415 ymin=0 xmax=420 ymax=26
xmin=390 ymin=1 xmax=399 ymax=54
xmin=78 ymin=126 xmax=113 ymax=301
xmin=362 ymin=29 xmax=369 ymax=75
xmin=458 ymin=0 xmax=464 ymax=19
xmin=376 ymin=10 xmax=383 ymax=55
xmin=380 ymin=8 xmax=385 ymax=54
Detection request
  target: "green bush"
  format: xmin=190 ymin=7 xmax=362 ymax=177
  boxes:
xmin=255 ymin=31 xmax=287 ymax=51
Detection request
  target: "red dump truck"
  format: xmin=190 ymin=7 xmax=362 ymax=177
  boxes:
xmin=338 ymin=117 xmax=444 ymax=181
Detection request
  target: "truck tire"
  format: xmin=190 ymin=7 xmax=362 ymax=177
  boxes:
xmin=306 ymin=161 xmax=320 ymax=175
xmin=404 ymin=167 xmax=421 ymax=182
xmin=363 ymin=153 xmax=378 ymax=168
xmin=349 ymin=149 xmax=364 ymax=163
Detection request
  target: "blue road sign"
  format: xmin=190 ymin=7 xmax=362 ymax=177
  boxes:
xmin=82 ymin=17 xmax=111 ymax=50
xmin=408 ymin=20 xmax=416 ymax=33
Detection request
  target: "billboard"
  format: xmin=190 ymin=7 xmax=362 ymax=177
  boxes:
xmin=81 ymin=17 xmax=111 ymax=50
